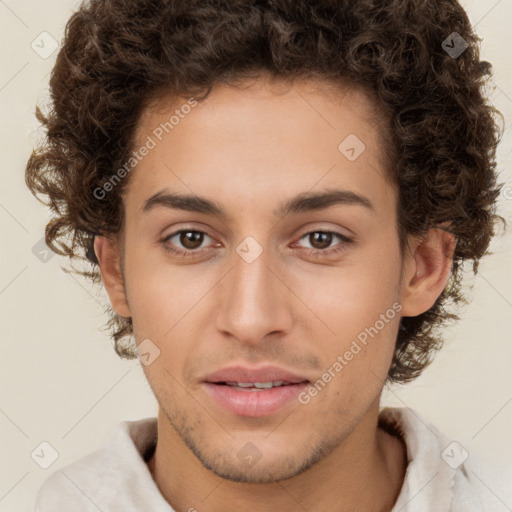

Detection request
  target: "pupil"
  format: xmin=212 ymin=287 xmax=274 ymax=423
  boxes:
xmin=311 ymin=232 xmax=332 ymax=249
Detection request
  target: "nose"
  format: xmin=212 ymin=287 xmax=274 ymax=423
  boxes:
xmin=215 ymin=239 xmax=294 ymax=346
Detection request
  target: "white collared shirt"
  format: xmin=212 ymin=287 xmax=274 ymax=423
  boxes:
xmin=33 ymin=407 xmax=507 ymax=511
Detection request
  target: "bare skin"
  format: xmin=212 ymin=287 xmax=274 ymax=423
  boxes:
xmin=95 ymin=75 xmax=454 ymax=511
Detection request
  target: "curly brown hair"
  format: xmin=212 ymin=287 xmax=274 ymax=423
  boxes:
xmin=25 ymin=0 xmax=503 ymax=383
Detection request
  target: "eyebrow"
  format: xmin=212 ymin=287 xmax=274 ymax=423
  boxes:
xmin=142 ymin=188 xmax=374 ymax=218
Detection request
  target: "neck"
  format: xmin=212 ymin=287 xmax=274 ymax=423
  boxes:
xmin=147 ymin=400 xmax=407 ymax=512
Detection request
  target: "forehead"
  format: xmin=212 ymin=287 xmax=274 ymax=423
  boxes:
xmin=135 ymin=76 xmax=388 ymax=153
xmin=124 ymin=76 xmax=396 ymax=220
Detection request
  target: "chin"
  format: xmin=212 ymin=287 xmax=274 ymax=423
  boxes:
xmin=197 ymin=456 xmax=309 ymax=484
xmin=183 ymin=432 xmax=339 ymax=484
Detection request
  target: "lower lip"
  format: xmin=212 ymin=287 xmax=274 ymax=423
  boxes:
xmin=203 ymin=382 xmax=309 ymax=417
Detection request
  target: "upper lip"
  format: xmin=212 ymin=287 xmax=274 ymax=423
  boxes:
xmin=203 ymin=365 xmax=310 ymax=384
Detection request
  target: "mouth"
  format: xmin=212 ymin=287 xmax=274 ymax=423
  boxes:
xmin=214 ymin=380 xmax=306 ymax=390
xmin=202 ymin=366 xmax=311 ymax=417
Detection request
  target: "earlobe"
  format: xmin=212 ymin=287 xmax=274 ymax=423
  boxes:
xmin=94 ymin=235 xmax=131 ymax=318
xmin=400 ymin=227 xmax=456 ymax=317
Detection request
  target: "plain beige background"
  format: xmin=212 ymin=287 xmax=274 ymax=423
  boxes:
xmin=1 ymin=0 xmax=511 ymax=510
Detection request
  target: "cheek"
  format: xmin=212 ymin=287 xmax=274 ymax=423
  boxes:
xmin=123 ymin=246 xmax=182 ymax=336
xmin=297 ymin=246 xmax=402 ymax=378
xmin=124 ymin=247 xmax=217 ymax=357
xmin=306 ymin=257 xmax=401 ymax=333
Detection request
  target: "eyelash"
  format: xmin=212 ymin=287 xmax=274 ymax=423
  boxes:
xmin=162 ymin=229 xmax=353 ymax=259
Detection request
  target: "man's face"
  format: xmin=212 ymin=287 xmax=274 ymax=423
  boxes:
xmin=120 ymin=77 xmax=405 ymax=482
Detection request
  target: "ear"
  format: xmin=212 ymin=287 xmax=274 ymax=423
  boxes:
xmin=400 ymin=226 xmax=456 ymax=317
xmin=94 ymin=235 xmax=131 ymax=318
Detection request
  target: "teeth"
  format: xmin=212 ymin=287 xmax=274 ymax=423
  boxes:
xmin=225 ymin=381 xmax=287 ymax=388
xmin=237 ymin=382 xmax=258 ymax=388
xmin=254 ymin=382 xmax=274 ymax=389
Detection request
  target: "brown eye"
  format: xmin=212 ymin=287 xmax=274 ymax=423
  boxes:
xmin=308 ymin=232 xmax=334 ymax=250
xmin=163 ymin=229 xmax=214 ymax=256
xmin=179 ymin=231 xmax=205 ymax=250
xmin=295 ymin=230 xmax=353 ymax=258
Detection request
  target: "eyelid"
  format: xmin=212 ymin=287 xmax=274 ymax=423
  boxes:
xmin=294 ymin=225 xmax=352 ymax=241
xmin=163 ymin=222 xmax=215 ymax=239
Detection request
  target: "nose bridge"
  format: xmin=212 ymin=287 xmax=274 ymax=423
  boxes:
xmin=215 ymin=238 xmax=291 ymax=343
